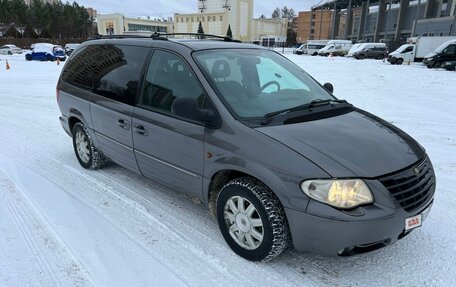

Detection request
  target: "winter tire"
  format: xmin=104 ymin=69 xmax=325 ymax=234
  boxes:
xmin=72 ymin=122 xmax=106 ymax=169
xmin=432 ymin=62 xmax=442 ymax=69
xmin=216 ymin=177 xmax=289 ymax=262
xmin=396 ymin=58 xmax=403 ymax=65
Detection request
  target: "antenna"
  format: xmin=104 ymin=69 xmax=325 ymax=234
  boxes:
xmin=198 ymin=0 xmax=207 ymax=13
xmin=222 ymin=0 xmax=231 ymax=11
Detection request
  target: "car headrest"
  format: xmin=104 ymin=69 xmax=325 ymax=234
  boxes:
xmin=211 ymin=60 xmax=231 ymax=79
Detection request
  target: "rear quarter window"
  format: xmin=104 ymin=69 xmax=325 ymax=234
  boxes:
xmin=62 ymin=44 xmax=150 ymax=105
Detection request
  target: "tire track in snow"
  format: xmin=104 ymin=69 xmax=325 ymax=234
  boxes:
xmin=0 ymin=122 xmax=314 ymax=286
xmin=0 ymin=169 xmax=92 ymax=287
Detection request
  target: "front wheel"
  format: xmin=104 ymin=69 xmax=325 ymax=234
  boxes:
xmin=216 ymin=177 xmax=289 ymax=262
xmin=396 ymin=58 xmax=404 ymax=65
xmin=72 ymin=122 xmax=106 ymax=169
xmin=432 ymin=61 xmax=442 ymax=68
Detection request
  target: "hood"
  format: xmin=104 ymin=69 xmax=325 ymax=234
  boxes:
xmin=256 ymin=110 xmax=425 ymax=178
xmin=424 ymin=52 xmax=437 ymax=58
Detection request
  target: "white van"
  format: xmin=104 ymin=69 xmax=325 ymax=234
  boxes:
xmin=305 ymin=40 xmax=330 ymax=56
xmin=293 ymin=40 xmax=329 ymax=55
xmin=387 ymin=44 xmax=415 ymax=64
xmin=318 ymin=40 xmax=353 ymax=56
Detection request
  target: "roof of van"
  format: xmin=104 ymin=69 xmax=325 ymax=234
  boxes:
xmin=84 ymin=37 xmax=267 ymax=51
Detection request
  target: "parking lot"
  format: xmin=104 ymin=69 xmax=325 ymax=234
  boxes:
xmin=0 ymin=52 xmax=455 ymax=286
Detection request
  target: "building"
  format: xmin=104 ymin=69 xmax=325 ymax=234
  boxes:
xmin=86 ymin=8 xmax=97 ymax=20
xmin=310 ymin=0 xmax=456 ymax=47
xmin=297 ymin=10 xmax=333 ymax=42
xmin=97 ymin=14 xmax=173 ymax=36
xmin=175 ymin=0 xmax=287 ymax=42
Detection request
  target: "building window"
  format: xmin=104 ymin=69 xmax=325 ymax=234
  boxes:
xmin=176 ymin=18 xmax=179 ymax=23
xmin=220 ymin=15 xmax=223 ymax=21
xmin=181 ymin=17 xmax=184 ymax=22
xmin=423 ymin=33 xmax=428 ymax=36
xmin=128 ymin=23 xmax=167 ymax=33
xmin=310 ymin=29 xmax=314 ymax=34
xmin=197 ymin=17 xmax=199 ymax=22
xmin=311 ymin=14 xmax=316 ymax=19
xmin=202 ymin=17 xmax=204 ymax=22
xmin=191 ymin=17 xmax=194 ymax=22
xmin=213 ymin=16 xmax=216 ymax=21
xmin=207 ymin=15 xmax=210 ymax=21
xmin=186 ymin=17 xmax=189 ymax=22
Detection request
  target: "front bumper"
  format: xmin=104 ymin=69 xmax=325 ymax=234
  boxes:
xmin=286 ymin=199 xmax=433 ymax=256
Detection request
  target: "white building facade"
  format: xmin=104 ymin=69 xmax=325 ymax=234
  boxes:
xmin=97 ymin=14 xmax=173 ymax=36
xmin=175 ymin=0 xmax=287 ymax=43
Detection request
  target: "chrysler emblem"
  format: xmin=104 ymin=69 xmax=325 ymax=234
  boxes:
xmin=413 ymin=167 xmax=420 ymax=176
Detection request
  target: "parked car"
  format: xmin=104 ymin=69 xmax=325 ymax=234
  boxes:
xmin=58 ymin=35 xmax=436 ymax=262
xmin=293 ymin=44 xmax=305 ymax=55
xmin=25 ymin=44 xmax=67 ymax=61
xmin=353 ymin=43 xmax=387 ymax=59
xmin=346 ymin=43 xmax=363 ymax=57
xmin=65 ymin=43 xmax=80 ymax=56
xmin=0 ymin=44 xmax=23 ymax=55
xmin=442 ymin=60 xmax=456 ymax=71
xmin=423 ymin=39 xmax=456 ymax=68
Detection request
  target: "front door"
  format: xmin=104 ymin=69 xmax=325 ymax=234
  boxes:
xmin=132 ymin=49 xmax=207 ymax=198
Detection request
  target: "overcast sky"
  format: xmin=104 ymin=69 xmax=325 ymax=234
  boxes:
xmin=75 ymin=0 xmax=323 ymax=18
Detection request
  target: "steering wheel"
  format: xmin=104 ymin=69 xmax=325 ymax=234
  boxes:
xmin=260 ymin=81 xmax=281 ymax=93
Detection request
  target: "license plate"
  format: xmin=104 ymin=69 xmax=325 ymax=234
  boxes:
xmin=405 ymin=203 xmax=433 ymax=231
xmin=405 ymin=214 xmax=422 ymax=231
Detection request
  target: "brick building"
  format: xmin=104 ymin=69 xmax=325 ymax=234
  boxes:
xmin=297 ymin=10 xmax=333 ymax=43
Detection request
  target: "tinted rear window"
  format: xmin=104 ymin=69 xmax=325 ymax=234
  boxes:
xmin=62 ymin=44 xmax=150 ymax=105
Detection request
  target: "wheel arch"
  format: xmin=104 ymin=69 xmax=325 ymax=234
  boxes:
xmin=205 ymin=167 xmax=289 ymax=219
xmin=67 ymin=108 xmax=91 ymax=136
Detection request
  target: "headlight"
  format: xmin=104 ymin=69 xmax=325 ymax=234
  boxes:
xmin=301 ymin=179 xmax=373 ymax=209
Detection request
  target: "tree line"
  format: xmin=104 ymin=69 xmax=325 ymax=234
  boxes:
xmin=0 ymin=0 xmax=92 ymax=39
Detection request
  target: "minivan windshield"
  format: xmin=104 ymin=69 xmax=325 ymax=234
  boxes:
xmin=194 ymin=49 xmax=335 ymax=118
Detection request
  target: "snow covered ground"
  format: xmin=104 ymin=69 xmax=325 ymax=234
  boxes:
xmin=0 ymin=52 xmax=455 ymax=287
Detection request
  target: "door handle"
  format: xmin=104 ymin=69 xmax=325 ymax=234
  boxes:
xmin=134 ymin=124 xmax=147 ymax=135
xmin=117 ymin=119 xmax=130 ymax=129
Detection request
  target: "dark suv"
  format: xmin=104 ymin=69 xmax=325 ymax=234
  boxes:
xmin=354 ymin=46 xmax=388 ymax=60
xmin=57 ymin=34 xmax=436 ymax=262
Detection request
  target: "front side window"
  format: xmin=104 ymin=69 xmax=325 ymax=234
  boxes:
xmin=443 ymin=45 xmax=455 ymax=55
xmin=141 ymin=50 xmax=205 ymax=116
xmin=194 ymin=49 xmax=334 ymax=118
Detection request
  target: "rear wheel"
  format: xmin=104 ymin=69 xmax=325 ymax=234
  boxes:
xmin=7 ymin=51 xmax=12 ymax=55
xmin=216 ymin=177 xmax=289 ymax=262
xmin=72 ymin=122 xmax=106 ymax=169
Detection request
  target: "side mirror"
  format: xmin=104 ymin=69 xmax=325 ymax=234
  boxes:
xmin=323 ymin=82 xmax=334 ymax=93
xmin=172 ymin=97 xmax=220 ymax=128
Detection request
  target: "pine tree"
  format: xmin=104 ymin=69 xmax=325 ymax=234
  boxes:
xmin=226 ymin=24 xmax=232 ymax=39
xmin=197 ymin=21 xmax=204 ymax=39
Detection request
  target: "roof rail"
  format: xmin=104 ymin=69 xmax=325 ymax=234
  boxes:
xmin=152 ymin=32 xmax=242 ymax=42
xmin=87 ymin=33 xmax=241 ymax=42
xmin=87 ymin=34 xmax=168 ymax=41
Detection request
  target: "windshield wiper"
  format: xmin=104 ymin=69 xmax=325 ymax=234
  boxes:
xmin=261 ymin=99 xmax=347 ymax=125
